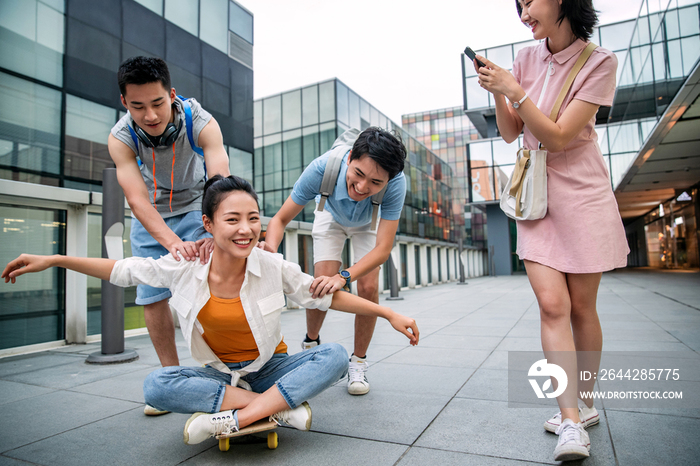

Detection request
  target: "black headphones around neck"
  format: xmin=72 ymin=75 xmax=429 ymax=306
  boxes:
xmin=131 ymin=113 xmax=183 ymax=149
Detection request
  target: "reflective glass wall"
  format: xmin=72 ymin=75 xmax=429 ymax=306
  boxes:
xmin=254 ymin=79 xmax=455 ymax=242
xmin=402 ymin=107 xmax=479 ymax=238
xmin=0 ymin=204 xmax=66 ymax=349
xmin=605 ymin=0 xmax=700 ymax=188
xmin=0 ymin=0 xmax=254 ymax=191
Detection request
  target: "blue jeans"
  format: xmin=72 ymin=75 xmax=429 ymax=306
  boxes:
xmin=143 ymin=343 xmax=348 ymax=413
xmin=130 ymin=210 xmax=210 ymax=305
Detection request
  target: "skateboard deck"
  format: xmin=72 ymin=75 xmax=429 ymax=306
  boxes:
xmin=216 ymin=418 xmax=280 ymax=451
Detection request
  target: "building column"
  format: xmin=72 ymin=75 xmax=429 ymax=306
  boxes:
xmin=65 ymin=204 xmax=88 ymax=344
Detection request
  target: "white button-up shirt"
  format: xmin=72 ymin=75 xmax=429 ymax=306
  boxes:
xmin=110 ymin=247 xmax=332 ymax=386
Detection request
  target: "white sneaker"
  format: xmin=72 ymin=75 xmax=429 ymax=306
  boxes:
xmin=301 ymin=335 xmax=320 ymax=350
xmin=544 ymin=399 xmax=599 ymax=433
xmin=347 ymin=355 xmax=370 ymax=395
xmin=270 ymin=401 xmax=312 ymax=431
xmin=144 ymin=404 xmax=170 ymax=416
xmin=183 ymin=410 xmax=238 ymax=445
xmin=553 ymin=419 xmax=591 ymax=461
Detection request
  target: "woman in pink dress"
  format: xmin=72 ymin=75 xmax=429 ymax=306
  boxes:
xmin=472 ymin=0 xmax=629 ymax=461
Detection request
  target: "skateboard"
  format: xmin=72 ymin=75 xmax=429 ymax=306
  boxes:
xmin=216 ymin=418 xmax=280 ymax=451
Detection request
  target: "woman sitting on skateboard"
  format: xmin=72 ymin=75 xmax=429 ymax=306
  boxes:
xmin=2 ymin=175 xmax=419 ymax=445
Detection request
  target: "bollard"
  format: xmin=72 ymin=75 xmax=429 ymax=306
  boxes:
xmin=386 ymin=254 xmax=404 ymax=301
xmin=457 ymin=238 xmax=468 ymax=285
xmin=86 ymin=168 xmax=138 ymax=364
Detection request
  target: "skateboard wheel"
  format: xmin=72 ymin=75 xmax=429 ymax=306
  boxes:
xmin=267 ymin=432 xmax=278 ymax=449
xmin=219 ymin=438 xmax=230 ymax=451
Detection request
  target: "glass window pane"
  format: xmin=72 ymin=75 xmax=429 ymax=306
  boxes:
xmin=64 ymin=95 xmax=116 ymax=182
xmin=487 ymin=45 xmax=513 ymax=70
xmin=0 ymin=204 xmax=66 ymax=348
xmin=318 ymin=81 xmax=335 ymax=123
xmin=165 ymin=0 xmax=199 ymax=36
xmin=302 ymin=85 xmax=319 ymax=126
xmin=679 ymin=4 xmax=700 ymax=36
xmin=0 ymin=72 xmax=61 ymax=174
xmin=348 ymin=90 xmax=360 ymax=129
xmin=681 ymin=35 xmax=700 ymax=75
xmin=492 ymin=138 xmax=519 ymax=166
xmin=36 ymin=2 xmax=63 ymax=53
xmin=0 ymin=0 xmax=63 ymax=86
xmin=134 ymin=0 xmax=163 ymax=15
xmin=600 ymin=21 xmax=635 ymax=51
xmin=319 ymin=124 xmax=336 ymax=153
xmin=200 ymin=0 xmax=228 ymax=53
xmin=336 ymin=81 xmax=349 ymax=126
xmin=282 ymin=90 xmax=302 ymax=131
xmin=229 ymin=0 xmax=253 ymax=44
xmin=302 ymin=126 xmax=319 ymax=166
xmin=229 ymin=147 xmax=253 ymax=182
xmin=0 ymin=0 xmax=36 ymax=41
xmin=466 ymin=76 xmax=489 ymax=109
xmin=263 ymin=95 xmax=281 ymax=135
xmin=283 ymin=131 xmax=302 ymax=188
xmin=254 ymin=99 xmax=262 ymax=137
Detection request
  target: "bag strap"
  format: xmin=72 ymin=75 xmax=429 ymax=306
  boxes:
xmin=316 ymin=145 xmax=346 ymax=211
xmin=509 ymin=149 xmax=531 ymax=218
xmin=316 ymin=127 xmax=384 ymax=230
xmin=317 ymin=128 xmax=360 ymax=211
xmin=548 ymin=42 xmax=597 ymax=122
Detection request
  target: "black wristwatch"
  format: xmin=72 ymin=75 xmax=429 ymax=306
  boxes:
xmin=339 ymin=269 xmax=351 ymax=291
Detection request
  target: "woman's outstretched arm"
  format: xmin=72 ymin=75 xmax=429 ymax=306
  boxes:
xmin=330 ymin=291 xmax=419 ymax=346
xmin=2 ymin=254 xmax=115 ymax=284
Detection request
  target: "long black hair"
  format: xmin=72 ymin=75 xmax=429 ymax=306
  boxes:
xmin=202 ymin=175 xmax=259 ymax=220
xmin=516 ymin=0 xmax=598 ymax=41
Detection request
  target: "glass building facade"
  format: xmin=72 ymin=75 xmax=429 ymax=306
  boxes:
xmin=0 ymin=0 xmax=254 ymax=348
xmin=254 ymin=79 xmax=456 ymax=243
xmin=402 ymin=107 xmax=487 ymax=248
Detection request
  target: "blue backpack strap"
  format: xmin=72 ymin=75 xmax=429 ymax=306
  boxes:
xmin=179 ymin=96 xmax=206 ymax=178
xmin=126 ymin=124 xmax=143 ymax=167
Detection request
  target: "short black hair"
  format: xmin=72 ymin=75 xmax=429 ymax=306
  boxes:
xmin=202 ymin=175 xmax=259 ymax=220
xmin=515 ymin=0 xmax=598 ymax=41
xmin=118 ymin=56 xmax=171 ymax=96
xmin=349 ymin=127 xmax=406 ymax=180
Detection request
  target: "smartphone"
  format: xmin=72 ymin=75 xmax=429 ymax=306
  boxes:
xmin=464 ymin=46 xmax=486 ymax=69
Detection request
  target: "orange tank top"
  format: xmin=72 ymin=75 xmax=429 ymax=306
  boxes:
xmin=197 ymin=295 xmax=287 ymax=363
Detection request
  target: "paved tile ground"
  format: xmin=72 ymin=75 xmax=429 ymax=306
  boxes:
xmin=1 ymin=268 xmax=698 ymax=465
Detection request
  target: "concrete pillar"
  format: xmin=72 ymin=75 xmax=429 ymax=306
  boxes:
xmin=65 ymin=204 xmax=88 ymax=344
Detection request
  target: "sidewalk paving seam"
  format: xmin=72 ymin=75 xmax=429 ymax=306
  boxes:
xmin=604 ymin=278 xmax=700 ymax=357
xmin=0 ymin=453 xmax=42 ymax=465
xmin=2 ymin=404 xmax=144 ymax=456
xmin=388 ymin=283 xmax=536 ymax=466
xmin=607 ymin=274 xmax=700 ymax=312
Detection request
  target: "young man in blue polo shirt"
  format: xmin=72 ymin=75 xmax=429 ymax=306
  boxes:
xmin=261 ymin=127 xmax=406 ymax=395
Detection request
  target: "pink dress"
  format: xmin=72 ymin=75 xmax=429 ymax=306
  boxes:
xmin=512 ymin=39 xmax=629 ymax=273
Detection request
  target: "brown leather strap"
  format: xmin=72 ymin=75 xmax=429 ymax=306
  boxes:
xmin=549 ymin=42 xmax=598 ymax=122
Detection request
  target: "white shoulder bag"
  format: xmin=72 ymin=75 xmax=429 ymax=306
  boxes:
xmin=500 ymin=42 xmax=597 ymax=220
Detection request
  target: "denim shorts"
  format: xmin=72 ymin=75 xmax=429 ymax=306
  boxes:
xmin=130 ymin=210 xmax=210 ymax=305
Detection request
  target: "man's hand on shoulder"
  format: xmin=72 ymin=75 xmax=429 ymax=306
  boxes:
xmin=168 ymin=240 xmax=199 ymax=262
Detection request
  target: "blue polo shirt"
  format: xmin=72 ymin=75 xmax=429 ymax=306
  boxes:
xmin=290 ymin=149 xmax=406 ymax=228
